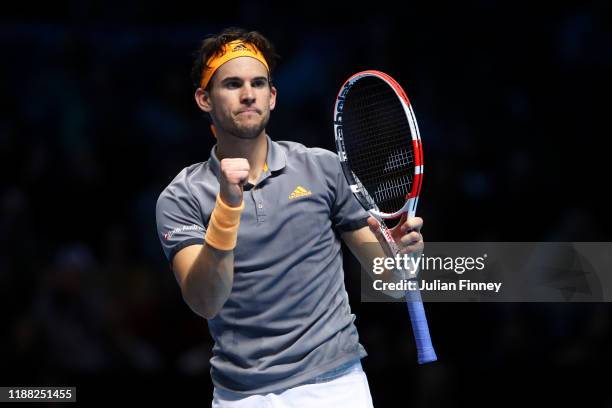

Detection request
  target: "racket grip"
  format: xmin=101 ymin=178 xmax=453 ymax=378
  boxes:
xmin=405 ymin=289 xmax=437 ymax=364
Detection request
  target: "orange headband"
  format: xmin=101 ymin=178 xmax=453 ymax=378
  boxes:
xmin=200 ymin=40 xmax=269 ymax=89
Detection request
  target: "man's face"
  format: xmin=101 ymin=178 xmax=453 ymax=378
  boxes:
xmin=202 ymin=56 xmax=276 ymax=139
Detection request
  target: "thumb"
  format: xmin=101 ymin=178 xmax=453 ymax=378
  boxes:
xmin=368 ymin=216 xmax=394 ymax=258
xmin=367 ymin=216 xmax=383 ymax=240
xmin=389 ymin=212 xmax=408 ymax=240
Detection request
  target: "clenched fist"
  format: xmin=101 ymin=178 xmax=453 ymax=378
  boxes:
xmin=219 ymin=158 xmax=249 ymax=207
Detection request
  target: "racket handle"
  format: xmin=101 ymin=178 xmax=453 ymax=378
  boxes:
xmin=405 ymin=288 xmax=437 ymax=364
xmin=377 ymin=219 xmax=436 ymax=364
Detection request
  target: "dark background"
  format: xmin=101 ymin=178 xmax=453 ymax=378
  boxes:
xmin=1 ymin=1 xmax=611 ymax=406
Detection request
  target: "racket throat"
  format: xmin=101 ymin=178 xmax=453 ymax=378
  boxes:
xmin=378 ymin=222 xmax=400 ymax=255
xmin=370 ymin=197 xmax=419 ymax=220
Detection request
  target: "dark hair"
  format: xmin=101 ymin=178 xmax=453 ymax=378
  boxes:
xmin=191 ymin=27 xmax=279 ymax=90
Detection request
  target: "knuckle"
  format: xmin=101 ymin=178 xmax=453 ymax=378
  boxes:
xmin=408 ymin=217 xmax=422 ymax=228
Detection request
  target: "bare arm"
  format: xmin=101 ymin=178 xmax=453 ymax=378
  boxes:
xmin=342 ymin=216 xmax=425 ymax=298
xmin=172 ymin=157 xmax=250 ymax=319
xmin=172 ymin=244 xmax=234 ymax=319
xmin=341 ymin=225 xmax=385 ymax=274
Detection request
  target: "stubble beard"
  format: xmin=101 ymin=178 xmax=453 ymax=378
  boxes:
xmin=226 ymin=110 xmax=270 ymax=140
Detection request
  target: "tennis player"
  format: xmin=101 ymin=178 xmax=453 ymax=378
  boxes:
xmin=155 ymin=27 xmax=424 ymax=407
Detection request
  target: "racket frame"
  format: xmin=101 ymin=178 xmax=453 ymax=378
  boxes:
xmin=333 ymin=70 xmax=437 ymax=364
xmin=334 ymin=70 xmax=424 ymax=220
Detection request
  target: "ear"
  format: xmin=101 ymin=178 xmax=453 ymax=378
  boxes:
xmin=195 ymin=88 xmax=213 ymax=113
xmin=269 ymin=85 xmax=277 ymax=111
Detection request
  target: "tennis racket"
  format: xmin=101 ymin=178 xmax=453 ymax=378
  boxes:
xmin=333 ymin=70 xmax=437 ymax=364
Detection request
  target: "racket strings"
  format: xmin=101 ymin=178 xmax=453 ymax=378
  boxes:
xmin=342 ymin=77 xmax=415 ymax=214
xmin=345 ymin=113 xmax=413 ymax=175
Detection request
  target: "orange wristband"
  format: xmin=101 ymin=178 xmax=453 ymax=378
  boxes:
xmin=204 ymin=194 xmax=244 ymax=250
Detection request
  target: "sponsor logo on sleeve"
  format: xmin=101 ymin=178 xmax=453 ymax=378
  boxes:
xmin=164 ymin=224 xmax=204 ymax=240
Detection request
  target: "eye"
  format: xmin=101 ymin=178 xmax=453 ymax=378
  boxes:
xmin=252 ymin=78 xmax=268 ymax=88
xmin=225 ymin=81 xmax=242 ymax=89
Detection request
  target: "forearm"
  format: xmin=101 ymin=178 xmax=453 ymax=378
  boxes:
xmin=342 ymin=226 xmax=407 ymax=299
xmin=181 ymin=189 xmax=243 ymax=318
xmin=182 ymin=244 xmax=234 ymax=319
xmin=342 ymin=226 xmax=385 ymax=274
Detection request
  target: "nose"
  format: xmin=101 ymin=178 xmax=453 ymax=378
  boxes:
xmin=240 ymin=83 xmax=255 ymax=105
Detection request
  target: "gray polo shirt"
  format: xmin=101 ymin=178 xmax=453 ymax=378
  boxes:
xmin=155 ymin=135 xmax=369 ymax=394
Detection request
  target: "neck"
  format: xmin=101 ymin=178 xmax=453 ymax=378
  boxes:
xmin=216 ymin=131 xmax=268 ymax=184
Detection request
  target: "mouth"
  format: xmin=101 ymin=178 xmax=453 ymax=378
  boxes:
xmin=237 ymin=108 xmax=260 ymax=115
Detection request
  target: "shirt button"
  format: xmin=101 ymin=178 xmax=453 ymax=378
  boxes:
xmin=257 ymin=202 xmax=263 ymax=209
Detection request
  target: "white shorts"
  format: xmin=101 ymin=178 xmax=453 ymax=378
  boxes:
xmin=211 ymin=360 xmax=374 ymax=408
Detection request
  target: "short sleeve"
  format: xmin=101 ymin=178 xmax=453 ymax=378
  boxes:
xmin=313 ymin=148 xmax=370 ymax=233
xmin=155 ymin=180 xmax=205 ymax=265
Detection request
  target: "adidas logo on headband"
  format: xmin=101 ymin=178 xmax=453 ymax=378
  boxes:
xmin=232 ymin=44 xmax=248 ymax=52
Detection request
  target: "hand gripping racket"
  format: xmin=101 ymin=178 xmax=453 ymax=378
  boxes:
xmin=333 ymin=70 xmax=437 ymax=364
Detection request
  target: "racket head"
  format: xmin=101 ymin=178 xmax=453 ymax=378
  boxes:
xmin=334 ymin=70 xmax=423 ymax=220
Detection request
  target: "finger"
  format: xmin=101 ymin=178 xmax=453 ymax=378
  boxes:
xmin=225 ymin=171 xmax=250 ymax=185
xmin=367 ymin=216 xmax=396 ymax=258
xmin=367 ymin=216 xmax=383 ymax=239
xmin=223 ymin=164 xmax=250 ymax=173
xmin=390 ymin=213 xmax=408 ymax=240
xmin=402 ymin=216 xmax=423 ymax=233
xmin=221 ymin=158 xmax=250 ymax=171
xmin=398 ymin=239 xmax=424 ymax=255
xmin=227 ymin=169 xmax=249 ymax=179
xmin=395 ymin=213 xmax=407 ymax=229
xmin=399 ymin=231 xmax=422 ymax=246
